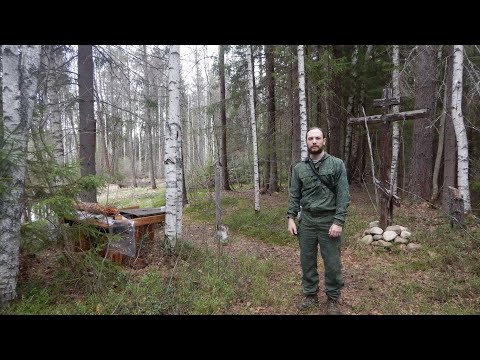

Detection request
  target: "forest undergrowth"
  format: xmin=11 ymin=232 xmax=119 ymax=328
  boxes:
xmin=3 ymin=183 xmax=480 ymax=315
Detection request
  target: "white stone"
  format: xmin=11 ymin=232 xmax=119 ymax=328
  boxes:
xmin=369 ymin=226 xmax=383 ymax=235
xmin=400 ymin=230 xmax=411 ymax=238
xmin=394 ymin=236 xmax=408 ymax=244
xmin=372 ymin=235 xmax=383 ymax=240
xmin=360 ymin=235 xmax=373 ymax=244
xmin=383 ymin=230 xmax=398 ymax=242
xmin=375 ymin=240 xmax=392 ymax=247
xmin=385 ymin=225 xmax=402 ymax=234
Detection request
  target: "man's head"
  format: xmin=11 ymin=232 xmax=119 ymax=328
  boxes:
xmin=306 ymin=127 xmax=326 ymax=155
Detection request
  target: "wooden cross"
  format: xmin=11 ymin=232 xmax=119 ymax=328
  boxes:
xmin=348 ymin=88 xmax=429 ymax=229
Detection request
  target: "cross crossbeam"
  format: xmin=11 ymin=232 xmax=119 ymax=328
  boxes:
xmin=348 ymin=88 xmax=429 ymax=228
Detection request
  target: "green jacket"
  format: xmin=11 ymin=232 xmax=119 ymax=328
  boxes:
xmin=287 ymin=152 xmax=350 ymax=227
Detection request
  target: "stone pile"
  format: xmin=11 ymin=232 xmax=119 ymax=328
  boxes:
xmin=359 ymin=221 xmax=421 ymax=251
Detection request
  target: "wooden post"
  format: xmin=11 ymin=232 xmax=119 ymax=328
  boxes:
xmin=448 ymin=186 xmax=464 ymax=228
xmin=348 ymin=88 xmax=429 ymax=229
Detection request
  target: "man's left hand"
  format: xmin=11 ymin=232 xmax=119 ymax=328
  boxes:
xmin=328 ymin=224 xmax=342 ymax=238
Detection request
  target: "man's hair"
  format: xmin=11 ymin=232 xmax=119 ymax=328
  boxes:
xmin=306 ymin=127 xmax=325 ymax=140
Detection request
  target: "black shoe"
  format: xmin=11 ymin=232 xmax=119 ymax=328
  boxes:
xmin=297 ymin=294 xmax=319 ymax=310
xmin=326 ymin=298 xmax=341 ymax=315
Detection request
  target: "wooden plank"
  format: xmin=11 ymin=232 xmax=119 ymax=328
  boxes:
xmin=348 ymin=109 xmax=429 ymax=125
xmin=373 ymin=97 xmax=400 ymax=107
xmin=131 ymin=214 xmax=165 ymax=226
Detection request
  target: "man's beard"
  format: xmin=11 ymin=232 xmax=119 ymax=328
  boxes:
xmin=308 ymin=145 xmax=323 ymax=154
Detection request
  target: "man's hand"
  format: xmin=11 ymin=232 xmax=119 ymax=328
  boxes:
xmin=328 ymin=223 xmax=342 ymax=238
xmin=288 ymin=218 xmax=297 ymax=236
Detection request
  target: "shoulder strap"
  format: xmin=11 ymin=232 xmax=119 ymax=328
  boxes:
xmin=307 ymin=159 xmax=336 ymax=194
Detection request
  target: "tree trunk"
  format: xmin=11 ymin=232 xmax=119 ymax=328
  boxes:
xmin=344 ymin=45 xmax=358 ymax=178
xmin=297 ymin=45 xmax=308 ymax=160
xmin=78 ymin=45 xmax=97 ymax=203
xmin=451 ymin=45 xmax=471 ymax=211
xmin=408 ymin=45 xmax=437 ymax=200
xmin=432 ymin=52 xmax=449 ymax=202
xmin=390 ymin=45 xmax=401 ymax=196
xmin=247 ymin=45 xmax=260 ymax=212
xmin=265 ymin=45 xmax=278 ymax=192
xmin=290 ymin=46 xmax=301 ymax=169
xmin=218 ymin=45 xmax=232 ymax=190
xmin=0 ymin=45 xmax=41 ymax=306
xmin=442 ymin=46 xmax=456 ymax=213
xmin=143 ymin=45 xmax=156 ymax=189
xmin=164 ymin=45 xmax=181 ymax=251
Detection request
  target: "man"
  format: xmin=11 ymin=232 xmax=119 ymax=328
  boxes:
xmin=287 ymin=127 xmax=350 ymax=314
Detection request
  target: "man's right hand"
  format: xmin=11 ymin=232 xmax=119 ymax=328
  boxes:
xmin=288 ymin=218 xmax=297 ymax=236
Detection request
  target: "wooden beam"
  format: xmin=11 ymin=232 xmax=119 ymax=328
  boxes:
xmin=348 ymin=109 xmax=429 ymax=125
xmin=373 ymin=97 xmax=400 ymax=107
xmin=131 ymin=214 xmax=165 ymax=227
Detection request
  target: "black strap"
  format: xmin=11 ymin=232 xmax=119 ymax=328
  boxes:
xmin=307 ymin=159 xmax=336 ymax=194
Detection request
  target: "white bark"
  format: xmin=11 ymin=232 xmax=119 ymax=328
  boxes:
xmin=176 ymin=128 xmax=183 ymax=238
xmin=390 ymin=45 xmax=401 ymax=195
xmin=247 ymin=45 xmax=260 ymax=212
xmin=164 ymin=45 xmax=181 ymax=250
xmin=297 ymin=45 xmax=308 ymax=160
xmin=451 ymin=45 xmax=471 ymax=211
xmin=344 ymin=45 xmax=358 ymax=164
xmin=0 ymin=45 xmax=41 ymax=306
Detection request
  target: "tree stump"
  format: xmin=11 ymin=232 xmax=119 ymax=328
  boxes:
xmin=449 ymin=186 xmax=464 ymax=229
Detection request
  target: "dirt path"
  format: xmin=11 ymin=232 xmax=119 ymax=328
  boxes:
xmin=180 ymin=211 xmax=369 ymax=315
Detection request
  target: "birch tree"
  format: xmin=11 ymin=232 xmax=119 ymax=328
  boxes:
xmin=390 ymin=45 xmax=401 ymax=195
xmin=247 ymin=45 xmax=260 ymax=212
xmin=451 ymin=45 xmax=471 ymax=211
xmin=344 ymin=45 xmax=358 ymax=173
xmin=297 ymin=45 xmax=308 ymax=160
xmin=0 ymin=45 xmax=41 ymax=306
xmin=164 ymin=45 xmax=181 ymax=251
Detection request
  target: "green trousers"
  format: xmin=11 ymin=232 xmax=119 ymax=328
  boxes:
xmin=298 ymin=212 xmax=344 ymax=301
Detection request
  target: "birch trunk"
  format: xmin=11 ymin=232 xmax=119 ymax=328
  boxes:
xmin=451 ymin=45 xmax=471 ymax=211
xmin=0 ymin=45 xmax=41 ymax=306
xmin=247 ymin=45 xmax=260 ymax=212
xmin=344 ymin=45 xmax=358 ymax=173
xmin=164 ymin=45 xmax=181 ymax=251
xmin=297 ymin=45 xmax=308 ymax=160
xmin=390 ymin=45 xmax=401 ymax=195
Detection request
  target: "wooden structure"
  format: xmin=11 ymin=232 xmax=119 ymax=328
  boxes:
xmin=66 ymin=206 xmax=165 ymax=267
xmin=348 ymin=88 xmax=429 ymax=229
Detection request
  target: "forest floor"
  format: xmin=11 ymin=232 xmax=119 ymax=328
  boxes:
xmin=17 ymin=182 xmax=478 ymax=315
xmin=178 ymin=185 xmax=438 ymax=315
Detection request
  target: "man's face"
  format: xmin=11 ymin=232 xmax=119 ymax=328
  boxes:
xmin=306 ymin=129 xmax=325 ymax=155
